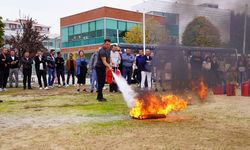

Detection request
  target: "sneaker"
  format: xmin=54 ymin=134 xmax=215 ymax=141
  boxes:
xmin=90 ymin=90 xmax=94 ymax=93
xmin=58 ymin=84 xmax=62 ymax=88
xmin=39 ymin=87 xmax=43 ymax=90
xmin=44 ymin=87 xmax=49 ymax=90
xmin=77 ymin=89 xmax=80 ymax=93
xmin=83 ymin=89 xmax=87 ymax=92
xmin=3 ymin=88 xmax=7 ymax=92
xmin=0 ymin=89 xmax=3 ymax=92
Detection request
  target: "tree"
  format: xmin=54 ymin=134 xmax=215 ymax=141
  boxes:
xmin=0 ymin=16 xmax=4 ymax=48
xmin=182 ymin=16 xmax=221 ymax=47
xmin=123 ymin=17 xmax=168 ymax=44
xmin=5 ymin=18 xmax=47 ymax=57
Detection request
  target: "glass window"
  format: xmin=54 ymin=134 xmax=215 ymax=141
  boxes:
xmin=127 ymin=22 xmax=138 ymax=30
xmin=61 ymin=28 xmax=68 ymax=42
xmin=68 ymin=26 xmax=74 ymax=36
xmin=118 ymin=21 xmax=126 ymax=31
xmin=106 ymin=19 xmax=117 ymax=29
xmin=96 ymin=19 xmax=104 ymax=30
xmin=95 ymin=37 xmax=104 ymax=44
xmin=89 ymin=21 xmax=96 ymax=32
xmin=82 ymin=23 xmax=88 ymax=33
xmin=74 ymin=24 xmax=81 ymax=35
xmin=96 ymin=30 xmax=104 ymax=37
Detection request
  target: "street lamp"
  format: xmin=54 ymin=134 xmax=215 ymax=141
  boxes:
xmin=143 ymin=0 xmax=146 ymax=55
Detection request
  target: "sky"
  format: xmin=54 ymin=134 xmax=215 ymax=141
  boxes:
xmin=1 ymin=0 xmax=249 ymax=34
xmin=0 ymin=0 xmax=145 ymax=34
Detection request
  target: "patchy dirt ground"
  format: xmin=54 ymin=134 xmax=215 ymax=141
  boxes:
xmin=0 ymin=87 xmax=250 ymax=150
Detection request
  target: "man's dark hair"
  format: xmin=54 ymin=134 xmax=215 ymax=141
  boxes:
xmin=57 ymin=51 xmax=61 ymax=55
xmin=10 ymin=49 xmax=15 ymax=52
xmin=50 ymin=49 xmax=55 ymax=53
xmin=104 ymin=39 xmax=111 ymax=43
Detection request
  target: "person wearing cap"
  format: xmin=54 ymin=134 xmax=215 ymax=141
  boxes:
xmin=110 ymin=44 xmax=121 ymax=92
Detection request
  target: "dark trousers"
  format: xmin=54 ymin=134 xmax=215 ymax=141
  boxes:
xmin=23 ymin=69 xmax=32 ymax=89
xmin=122 ymin=66 xmax=133 ymax=85
xmin=67 ymin=71 xmax=75 ymax=85
xmin=57 ymin=69 xmax=65 ymax=85
xmin=110 ymin=67 xmax=118 ymax=92
xmin=96 ymin=67 xmax=106 ymax=99
xmin=36 ymin=70 xmax=47 ymax=88
xmin=0 ymin=70 xmax=9 ymax=89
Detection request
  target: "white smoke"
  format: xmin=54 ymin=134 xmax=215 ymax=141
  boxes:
xmin=112 ymin=72 xmax=137 ymax=108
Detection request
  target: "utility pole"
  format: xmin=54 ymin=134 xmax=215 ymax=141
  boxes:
xmin=243 ymin=4 xmax=248 ymax=54
xmin=143 ymin=11 xmax=146 ymax=55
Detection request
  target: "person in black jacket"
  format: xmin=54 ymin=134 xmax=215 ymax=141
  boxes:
xmin=7 ymin=49 xmax=19 ymax=88
xmin=34 ymin=50 xmax=48 ymax=90
xmin=22 ymin=51 xmax=33 ymax=90
xmin=55 ymin=52 xmax=66 ymax=87
xmin=0 ymin=48 xmax=10 ymax=92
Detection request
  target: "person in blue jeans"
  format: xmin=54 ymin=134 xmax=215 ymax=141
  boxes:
xmin=89 ymin=51 xmax=98 ymax=93
xmin=47 ymin=49 xmax=56 ymax=88
xmin=122 ymin=49 xmax=134 ymax=85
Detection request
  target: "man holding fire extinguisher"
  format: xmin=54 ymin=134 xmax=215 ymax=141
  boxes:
xmin=95 ymin=39 xmax=112 ymax=102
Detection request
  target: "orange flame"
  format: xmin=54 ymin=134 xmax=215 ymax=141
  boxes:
xmin=130 ymin=93 xmax=187 ymax=119
xmin=191 ymin=79 xmax=208 ymax=101
xmin=198 ymin=80 xmax=208 ymax=101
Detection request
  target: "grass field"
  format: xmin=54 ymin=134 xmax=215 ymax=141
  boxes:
xmin=0 ymin=86 xmax=250 ymax=150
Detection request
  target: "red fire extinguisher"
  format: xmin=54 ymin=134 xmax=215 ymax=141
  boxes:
xmin=241 ymin=81 xmax=250 ymax=96
xmin=106 ymin=69 xmax=113 ymax=84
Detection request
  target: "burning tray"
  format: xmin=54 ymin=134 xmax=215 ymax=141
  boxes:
xmin=131 ymin=114 xmax=167 ymax=120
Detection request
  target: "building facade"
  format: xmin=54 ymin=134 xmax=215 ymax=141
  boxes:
xmin=133 ymin=0 xmax=231 ymax=44
xmin=3 ymin=19 xmax=50 ymax=38
xmin=3 ymin=18 xmax=60 ymax=52
xmin=60 ymin=7 xmax=165 ymax=56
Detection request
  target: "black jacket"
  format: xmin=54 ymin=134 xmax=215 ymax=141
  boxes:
xmin=55 ymin=57 xmax=65 ymax=70
xmin=7 ymin=56 xmax=19 ymax=69
xmin=34 ymin=56 xmax=47 ymax=71
xmin=0 ymin=53 xmax=9 ymax=71
xmin=22 ymin=57 xmax=33 ymax=70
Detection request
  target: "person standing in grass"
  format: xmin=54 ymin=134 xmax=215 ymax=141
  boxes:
xmin=55 ymin=51 xmax=66 ymax=87
xmin=89 ymin=51 xmax=98 ymax=93
xmin=110 ymin=44 xmax=121 ymax=92
xmin=22 ymin=51 xmax=33 ymax=90
xmin=0 ymin=48 xmax=10 ymax=92
xmin=122 ymin=49 xmax=134 ymax=85
xmin=7 ymin=49 xmax=19 ymax=88
xmin=76 ymin=50 xmax=88 ymax=93
xmin=95 ymin=39 xmax=112 ymax=102
xmin=66 ymin=53 xmax=76 ymax=86
xmin=47 ymin=49 xmax=56 ymax=88
xmin=34 ymin=50 xmax=48 ymax=90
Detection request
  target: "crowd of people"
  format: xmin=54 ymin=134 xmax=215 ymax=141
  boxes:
xmin=190 ymin=51 xmax=250 ymax=88
xmin=0 ymin=39 xmax=154 ymax=101
xmin=1 ymin=39 xmax=250 ymax=100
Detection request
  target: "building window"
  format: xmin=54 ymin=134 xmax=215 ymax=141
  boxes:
xmin=127 ymin=22 xmax=138 ymax=30
xmin=74 ymin=24 xmax=81 ymax=35
xmin=68 ymin=26 xmax=74 ymax=36
xmin=96 ymin=19 xmax=104 ymax=30
xmin=82 ymin=23 xmax=88 ymax=33
xmin=89 ymin=21 xmax=96 ymax=32
xmin=118 ymin=21 xmax=126 ymax=31
xmin=106 ymin=19 xmax=117 ymax=29
xmin=61 ymin=28 xmax=68 ymax=42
